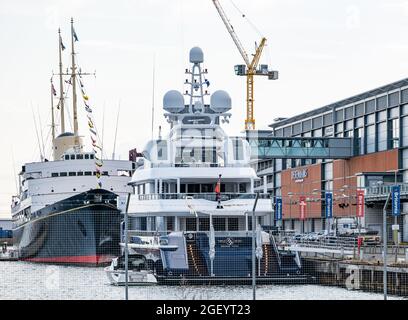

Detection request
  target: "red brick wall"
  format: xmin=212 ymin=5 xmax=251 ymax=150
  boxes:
xmin=280 ymin=149 xmax=398 ymax=220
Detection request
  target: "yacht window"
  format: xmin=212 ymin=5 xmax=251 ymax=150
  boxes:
xmin=239 ymin=183 xmax=246 ymax=193
xmin=186 ymin=218 xmax=197 ymax=231
xmin=199 ymin=218 xmax=210 ymax=231
xmin=90 ymin=154 xmax=95 ymax=160
xmin=69 ymin=172 xmax=76 ymax=176
xmin=233 ymin=139 xmax=244 ymax=161
xmin=51 ymin=173 xmax=59 ymax=178
xmin=214 ymin=218 xmax=226 ymax=231
xmin=157 ymin=140 xmax=168 ymax=160
xmin=85 ymin=154 xmax=90 ymax=160
xmin=77 ymin=172 xmax=84 ymax=176
xmin=227 ymin=218 xmax=239 ymax=231
xmin=84 ymin=171 xmax=92 ymax=176
xmin=103 ymin=171 xmax=108 ymax=176
xmin=201 ymin=184 xmax=214 ymax=193
xmin=60 ymin=172 xmax=67 ymax=177
xmin=70 ymin=155 xmax=75 ymax=160
xmin=180 ymin=184 xmax=186 ymax=193
xmin=65 ymin=155 xmax=70 ymax=160
xmin=77 ymin=154 xmax=84 ymax=160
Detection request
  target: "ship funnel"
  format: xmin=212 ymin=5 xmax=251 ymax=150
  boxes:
xmin=189 ymin=47 xmax=204 ymax=64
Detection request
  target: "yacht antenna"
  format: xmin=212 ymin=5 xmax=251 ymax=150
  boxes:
xmin=11 ymin=146 xmax=18 ymax=195
xmin=37 ymin=104 xmax=46 ymax=160
xmin=31 ymin=103 xmax=44 ymax=162
xmin=112 ymin=101 xmax=121 ymax=160
xmin=151 ymin=54 xmax=156 ymax=140
xmin=101 ymin=102 xmax=106 ymax=159
xmin=158 ymin=125 xmax=162 ymax=140
xmin=70 ymin=17 xmax=79 ymax=145
xmin=58 ymin=28 xmax=65 ymax=133
xmin=50 ymin=77 xmax=56 ymax=141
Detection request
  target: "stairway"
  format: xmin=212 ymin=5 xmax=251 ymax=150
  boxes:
xmin=186 ymin=242 xmax=208 ymax=276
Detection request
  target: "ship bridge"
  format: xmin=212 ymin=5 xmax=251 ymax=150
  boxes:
xmin=245 ymin=131 xmax=355 ymax=160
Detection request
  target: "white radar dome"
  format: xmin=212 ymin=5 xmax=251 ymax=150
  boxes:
xmin=190 ymin=47 xmax=204 ymax=63
xmin=163 ymin=90 xmax=185 ymax=113
xmin=210 ymin=90 xmax=232 ymax=113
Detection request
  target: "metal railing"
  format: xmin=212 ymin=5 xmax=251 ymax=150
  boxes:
xmin=366 ymin=184 xmax=408 ymax=198
xmin=150 ymin=163 xmax=250 ymax=168
xmin=138 ymin=193 xmax=272 ymax=201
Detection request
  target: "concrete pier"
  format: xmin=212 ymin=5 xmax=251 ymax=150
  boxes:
xmin=303 ymin=256 xmax=408 ymax=297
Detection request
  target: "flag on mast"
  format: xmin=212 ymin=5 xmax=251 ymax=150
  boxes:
xmin=51 ymin=83 xmax=57 ymax=96
xmin=60 ymin=37 xmax=66 ymax=51
xmin=72 ymin=28 xmax=79 ymax=42
xmin=215 ymin=174 xmax=223 ymax=209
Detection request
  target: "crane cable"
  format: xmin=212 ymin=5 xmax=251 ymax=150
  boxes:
xmin=228 ymin=0 xmax=264 ymax=38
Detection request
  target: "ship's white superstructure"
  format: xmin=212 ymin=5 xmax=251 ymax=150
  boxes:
xmin=127 ymin=47 xmax=273 ymax=233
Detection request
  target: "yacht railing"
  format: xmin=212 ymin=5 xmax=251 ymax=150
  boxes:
xmin=138 ymin=193 xmax=271 ymax=201
xmin=150 ymin=163 xmax=250 ymax=168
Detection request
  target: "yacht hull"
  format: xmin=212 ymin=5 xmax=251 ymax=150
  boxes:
xmin=13 ymin=190 xmax=122 ymax=266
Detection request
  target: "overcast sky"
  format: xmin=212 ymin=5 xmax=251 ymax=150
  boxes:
xmin=1 ymin=0 xmax=408 ymax=218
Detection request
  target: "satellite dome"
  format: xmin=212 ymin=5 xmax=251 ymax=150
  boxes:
xmin=163 ymin=90 xmax=185 ymax=113
xmin=190 ymin=47 xmax=204 ymax=63
xmin=210 ymin=90 xmax=232 ymax=113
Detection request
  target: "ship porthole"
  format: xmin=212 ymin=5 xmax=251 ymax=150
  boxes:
xmin=78 ymin=220 xmax=87 ymax=237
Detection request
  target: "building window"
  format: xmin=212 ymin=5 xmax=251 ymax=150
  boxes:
xmin=355 ymin=103 xmax=364 ymax=117
xmin=345 ymin=106 xmax=354 ymax=120
xmin=366 ymin=125 xmax=375 ymax=153
xmin=345 ymin=120 xmax=353 ymax=130
xmin=313 ymin=129 xmax=322 ymax=137
xmin=402 ymin=116 xmax=408 ymax=147
xmin=293 ymin=123 xmax=302 ymax=135
xmin=335 ymin=110 xmax=344 ymax=122
xmin=323 ymin=113 xmax=333 ymax=126
xmin=312 ymin=116 xmax=323 ymax=129
xmin=275 ymin=159 xmax=282 ymax=171
xmin=366 ymin=113 xmax=375 ymax=125
xmin=302 ymin=120 xmax=311 ymax=132
xmin=335 ymin=123 xmax=344 ymax=134
xmin=355 ymin=117 xmax=364 ymax=128
xmin=402 ymin=89 xmax=408 ymax=104
xmin=283 ymin=127 xmax=292 ymax=136
xmin=275 ymin=173 xmax=281 ymax=188
xmin=355 ymin=127 xmax=364 ymax=155
xmin=389 ymin=107 xmax=399 ymax=119
xmin=377 ymin=96 xmax=387 ymax=110
xmin=366 ymin=99 xmax=376 ymax=114
xmin=377 ymin=111 xmax=387 ymax=122
xmin=391 ymin=118 xmax=400 ymax=148
xmin=389 ymin=92 xmax=400 ymax=107
xmin=377 ymin=122 xmax=387 ymax=151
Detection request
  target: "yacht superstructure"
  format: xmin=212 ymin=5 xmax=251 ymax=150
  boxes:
xmin=127 ymin=47 xmax=273 ymax=233
xmin=10 ymin=19 xmax=134 ymax=265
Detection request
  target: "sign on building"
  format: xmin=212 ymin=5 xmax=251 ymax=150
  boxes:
xmin=356 ymin=190 xmax=365 ymax=218
xmin=325 ymin=192 xmax=333 ymax=219
xmin=275 ymin=197 xmax=282 ymax=221
xmin=392 ymin=185 xmax=401 ymax=217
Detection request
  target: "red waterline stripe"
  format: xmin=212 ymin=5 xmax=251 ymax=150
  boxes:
xmin=23 ymin=254 xmax=115 ymax=264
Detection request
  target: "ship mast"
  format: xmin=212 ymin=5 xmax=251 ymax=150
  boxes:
xmin=50 ymin=78 xmax=56 ymax=141
xmin=58 ymin=28 xmax=65 ymax=133
xmin=70 ymin=17 xmax=79 ymax=146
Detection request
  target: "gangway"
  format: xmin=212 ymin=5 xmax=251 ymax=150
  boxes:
xmin=245 ymin=131 xmax=355 ymax=160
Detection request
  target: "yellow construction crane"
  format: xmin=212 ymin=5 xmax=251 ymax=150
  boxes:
xmin=212 ymin=0 xmax=278 ymax=130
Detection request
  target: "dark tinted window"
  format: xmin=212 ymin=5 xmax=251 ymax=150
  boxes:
xmin=84 ymin=171 xmax=92 ymax=176
xmin=389 ymin=92 xmax=399 ymax=107
xmin=323 ymin=113 xmax=333 ymax=126
xmin=228 ymin=218 xmax=239 ymax=231
xmin=402 ymin=89 xmax=408 ymax=104
xmin=355 ymin=103 xmax=364 ymax=117
xmin=77 ymin=172 xmax=84 ymax=176
xmin=85 ymin=154 xmax=90 ymax=160
xmin=345 ymin=107 xmax=354 ymax=120
xmin=60 ymin=172 xmax=67 ymax=177
xmin=302 ymin=120 xmax=311 ymax=132
xmin=293 ymin=123 xmax=302 ymax=135
xmin=335 ymin=110 xmax=344 ymax=122
xmin=312 ymin=116 xmax=323 ymax=129
xmin=69 ymin=172 xmax=76 ymax=176
xmin=51 ymin=173 xmax=58 ymax=177
xmin=377 ymin=96 xmax=387 ymax=110
xmin=366 ymin=99 xmax=376 ymax=113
